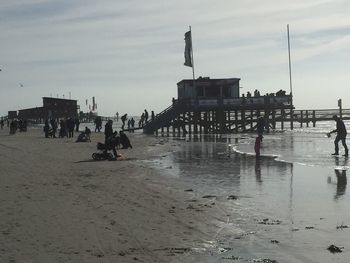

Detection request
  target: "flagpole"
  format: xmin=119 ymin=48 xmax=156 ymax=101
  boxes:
xmin=287 ymin=24 xmax=294 ymax=129
xmin=287 ymin=24 xmax=293 ymax=96
xmin=189 ymin=26 xmax=196 ymax=90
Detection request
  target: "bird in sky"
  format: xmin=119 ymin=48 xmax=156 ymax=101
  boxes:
xmin=19 ymin=83 xmax=24 ymax=87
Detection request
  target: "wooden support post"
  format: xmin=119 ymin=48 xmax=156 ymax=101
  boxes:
xmin=312 ymin=110 xmax=316 ymax=127
xmin=194 ymin=111 xmax=198 ymax=134
xmin=241 ymin=110 xmax=246 ymax=132
xmin=227 ymin=110 xmax=231 ymax=132
xmin=182 ymin=112 xmax=187 ymax=135
xmin=172 ymin=118 xmax=176 ymax=136
xmin=204 ymin=112 xmax=208 ymax=134
xmin=250 ymin=110 xmax=254 ymax=129
xmin=306 ymin=110 xmax=309 ymax=127
xmin=235 ymin=110 xmax=238 ymax=132
xmin=265 ymin=110 xmax=270 ymax=133
xmin=290 ymin=107 xmax=294 ymax=130
xmin=272 ymin=110 xmax=276 ymax=129
xmin=281 ymin=109 xmax=285 ymax=130
xmin=300 ymin=110 xmax=303 ymax=128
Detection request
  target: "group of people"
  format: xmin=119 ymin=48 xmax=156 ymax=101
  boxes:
xmin=138 ymin=109 xmax=155 ymax=128
xmin=245 ymin=89 xmax=287 ymax=98
xmin=117 ymin=110 xmax=156 ymax=131
xmin=8 ymin=119 xmax=27 ymax=134
xmin=103 ymin=120 xmax=132 ymax=159
xmin=44 ymin=117 xmax=80 ymax=138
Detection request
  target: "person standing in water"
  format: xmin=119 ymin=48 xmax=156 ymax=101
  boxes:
xmin=328 ymin=115 xmax=348 ymax=157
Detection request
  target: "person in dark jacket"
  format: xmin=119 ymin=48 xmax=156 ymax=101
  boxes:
xmin=104 ymin=120 xmax=113 ymax=142
xmin=328 ymin=115 xmax=348 ymax=156
xmin=119 ymin=131 xmax=132 ymax=149
xmin=256 ymin=116 xmax=265 ymax=141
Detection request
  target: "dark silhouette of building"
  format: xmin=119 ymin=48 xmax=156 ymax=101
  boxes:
xmin=15 ymin=97 xmax=78 ymax=122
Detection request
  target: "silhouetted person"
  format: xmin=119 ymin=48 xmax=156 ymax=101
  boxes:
xmin=127 ymin=119 xmax=131 ymax=131
xmin=130 ymin=118 xmax=135 ymax=133
xmin=116 ymin=112 xmax=119 ymax=122
xmin=75 ymin=118 xmax=80 ymax=132
xmin=119 ymin=131 xmax=132 ymax=149
xmin=9 ymin=120 xmax=17 ymax=134
xmin=121 ymin=114 xmax=127 ymax=130
xmin=0 ymin=119 xmax=4 ymax=129
xmin=67 ymin=118 xmax=75 ymax=138
xmin=144 ymin=109 xmax=149 ymax=123
xmin=151 ymin=111 xmax=155 ymax=121
xmin=256 ymin=116 xmax=265 ymax=141
xmin=76 ymin=127 xmax=91 ymax=143
xmin=104 ymin=120 xmax=113 ymax=142
xmin=105 ymin=131 xmax=119 ymax=159
xmin=59 ymin=119 xmax=67 ymax=138
xmin=44 ymin=120 xmax=51 ymax=138
xmin=139 ymin=113 xmax=145 ymax=127
xmin=50 ymin=119 xmax=57 ymax=138
xmin=329 ymin=115 xmax=348 ymax=156
xmin=94 ymin=117 xmax=102 ymax=132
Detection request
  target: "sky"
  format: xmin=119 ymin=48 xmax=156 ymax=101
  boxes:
xmin=1 ymin=0 xmax=350 ymax=116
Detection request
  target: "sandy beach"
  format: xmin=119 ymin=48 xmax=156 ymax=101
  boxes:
xmin=1 ymin=127 xmax=350 ymax=263
xmin=0 ymin=127 xmax=233 ymax=263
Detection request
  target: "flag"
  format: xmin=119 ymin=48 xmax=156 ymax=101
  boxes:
xmin=184 ymin=30 xmax=192 ymax=67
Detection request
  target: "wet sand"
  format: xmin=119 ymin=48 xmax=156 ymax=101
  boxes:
xmin=1 ymin=128 xmax=350 ymax=262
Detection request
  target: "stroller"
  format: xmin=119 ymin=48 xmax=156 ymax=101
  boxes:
xmin=92 ymin=138 xmax=119 ymax=161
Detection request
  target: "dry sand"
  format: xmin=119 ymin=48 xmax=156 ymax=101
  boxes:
xmin=0 ymin=127 xmax=232 ymax=263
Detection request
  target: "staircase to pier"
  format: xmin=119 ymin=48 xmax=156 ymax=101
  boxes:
xmin=143 ymin=101 xmax=188 ymax=134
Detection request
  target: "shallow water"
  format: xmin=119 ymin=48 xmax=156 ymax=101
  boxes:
xmin=149 ymin=127 xmax=350 ymax=262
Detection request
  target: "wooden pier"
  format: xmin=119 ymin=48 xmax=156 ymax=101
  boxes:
xmin=143 ymin=95 xmax=295 ymax=135
xmin=143 ymin=99 xmax=348 ymax=135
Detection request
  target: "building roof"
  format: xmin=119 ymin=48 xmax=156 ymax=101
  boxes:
xmin=42 ymin=97 xmax=77 ymax=102
xmin=177 ymin=77 xmax=240 ymax=85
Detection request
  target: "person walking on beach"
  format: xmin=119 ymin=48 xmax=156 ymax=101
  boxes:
xmin=74 ymin=117 xmax=80 ymax=132
xmin=256 ymin=116 xmax=265 ymax=141
xmin=0 ymin=119 xmax=3 ymax=129
xmin=328 ymin=115 xmax=348 ymax=157
xmin=130 ymin=117 xmax=135 ymax=132
xmin=121 ymin=114 xmax=127 ymax=130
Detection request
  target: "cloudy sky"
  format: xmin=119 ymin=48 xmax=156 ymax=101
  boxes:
xmin=1 ymin=0 xmax=350 ymax=116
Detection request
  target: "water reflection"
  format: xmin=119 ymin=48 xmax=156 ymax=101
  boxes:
xmin=334 ymin=169 xmax=347 ymax=200
xmin=255 ymin=157 xmax=262 ymax=183
xmin=168 ymin=137 xmax=293 ymax=199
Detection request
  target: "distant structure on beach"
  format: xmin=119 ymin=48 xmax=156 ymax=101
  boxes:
xmin=177 ymin=77 xmax=240 ymax=101
xmin=10 ymin=97 xmax=78 ymax=122
xmin=143 ymin=76 xmax=293 ymax=135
